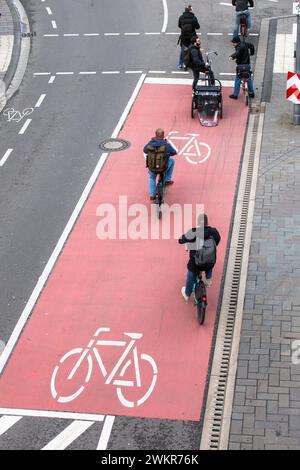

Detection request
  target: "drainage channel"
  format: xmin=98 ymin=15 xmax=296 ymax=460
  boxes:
xmin=200 ymin=108 xmax=265 ymax=450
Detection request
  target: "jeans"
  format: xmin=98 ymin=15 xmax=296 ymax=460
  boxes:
xmin=233 ymin=73 xmax=254 ymax=96
xmin=178 ymin=48 xmax=183 ymax=67
xmin=233 ymin=10 xmax=251 ymax=37
xmin=185 ymin=269 xmax=213 ymax=298
xmin=148 ymin=157 xmax=175 ymax=197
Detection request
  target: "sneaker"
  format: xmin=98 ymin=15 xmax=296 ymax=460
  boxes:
xmin=205 ymin=278 xmax=212 ymax=288
xmin=229 ymin=94 xmax=238 ymax=100
xmin=181 ymin=287 xmax=189 ymax=302
xmin=165 ymin=181 xmax=174 ymax=186
xmin=248 ymin=92 xmax=255 ymax=98
xmin=178 ymin=65 xmax=183 ymax=69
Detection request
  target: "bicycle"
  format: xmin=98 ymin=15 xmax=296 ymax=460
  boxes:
xmin=193 ymin=273 xmax=208 ymax=325
xmin=239 ymin=13 xmax=248 ymax=39
xmin=50 ymin=327 xmax=158 ymax=408
xmin=237 ymin=65 xmax=252 ymax=106
xmin=154 ymin=170 xmax=166 ymax=219
xmin=191 ymin=51 xmax=223 ymax=126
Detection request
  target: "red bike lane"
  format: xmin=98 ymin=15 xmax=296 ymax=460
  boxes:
xmin=0 ymin=79 xmax=248 ymax=421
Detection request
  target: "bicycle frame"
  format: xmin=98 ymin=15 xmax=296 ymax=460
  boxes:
xmin=67 ymin=328 xmax=143 ymax=387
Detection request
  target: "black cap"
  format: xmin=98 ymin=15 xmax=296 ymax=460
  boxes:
xmin=231 ymin=36 xmax=241 ymax=44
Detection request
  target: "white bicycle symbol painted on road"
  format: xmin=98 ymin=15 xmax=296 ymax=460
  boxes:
xmin=167 ymin=131 xmax=211 ymax=165
xmin=50 ymin=328 xmax=158 ymax=408
xmin=3 ymin=107 xmax=34 ymax=123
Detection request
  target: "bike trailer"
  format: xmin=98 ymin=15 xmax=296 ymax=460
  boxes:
xmin=194 ymin=80 xmax=222 ymax=127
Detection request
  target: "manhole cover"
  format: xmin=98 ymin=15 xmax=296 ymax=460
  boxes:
xmin=99 ymin=138 xmax=131 ymax=152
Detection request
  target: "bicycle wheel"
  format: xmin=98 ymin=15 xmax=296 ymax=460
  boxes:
xmin=116 ymin=353 xmax=158 ymax=408
xmin=191 ymin=95 xmax=196 ymax=119
xmin=245 ymin=93 xmax=249 ymax=107
xmin=197 ymin=302 xmax=206 ymax=325
xmin=50 ymin=348 xmax=93 ymax=403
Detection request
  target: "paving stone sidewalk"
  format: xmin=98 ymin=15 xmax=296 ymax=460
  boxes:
xmin=0 ymin=0 xmax=14 ymax=81
xmin=228 ymin=18 xmax=300 ymax=450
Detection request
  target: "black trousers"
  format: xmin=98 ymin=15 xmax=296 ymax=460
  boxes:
xmin=192 ymin=69 xmax=215 ymax=91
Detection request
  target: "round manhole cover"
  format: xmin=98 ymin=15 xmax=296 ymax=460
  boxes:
xmin=99 ymin=138 xmax=131 ymax=152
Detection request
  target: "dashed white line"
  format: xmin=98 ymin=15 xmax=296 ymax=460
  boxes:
xmin=56 ymin=72 xmax=74 ymax=75
xmin=64 ymin=33 xmax=79 ymax=37
xmin=207 ymin=32 xmax=223 ymax=36
xmin=34 ymin=72 xmax=51 ymax=76
xmin=0 ymin=415 xmax=22 ymax=436
xmin=219 ymin=2 xmax=232 ymax=6
xmin=19 ymin=119 xmax=32 ymax=135
xmin=148 ymin=70 xmax=166 ymax=74
xmin=79 ymin=71 xmax=97 ymax=75
xmin=46 ymin=7 xmax=52 ymax=15
xmin=83 ymin=33 xmax=100 ymax=36
xmin=0 ymin=149 xmax=13 ymax=167
xmin=48 ymin=75 xmax=56 ymax=83
xmin=104 ymin=33 xmax=120 ymax=36
xmin=102 ymin=71 xmax=120 ymax=74
xmin=125 ymin=70 xmax=143 ymax=74
xmin=44 ymin=34 xmax=59 ymax=37
xmin=35 ymin=94 xmax=46 ymax=107
xmin=145 ymin=32 xmax=161 ymax=35
xmin=52 ymin=20 xmax=57 ymax=29
xmin=42 ymin=421 xmax=95 ymax=450
xmin=124 ymin=32 xmax=140 ymax=36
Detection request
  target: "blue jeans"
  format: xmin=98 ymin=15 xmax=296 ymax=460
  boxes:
xmin=178 ymin=48 xmax=183 ymax=67
xmin=233 ymin=10 xmax=251 ymax=37
xmin=149 ymin=157 xmax=175 ymax=197
xmin=185 ymin=269 xmax=213 ymax=298
xmin=233 ymin=74 xmax=254 ymax=96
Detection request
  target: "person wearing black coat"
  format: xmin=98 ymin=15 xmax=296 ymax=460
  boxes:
xmin=178 ymin=214 xmax=221 ymax=301
xmin=232 ymin=0 xmax=254 ymax=36
xmin=177 ymin=5 xmax=200 ymax=68
xmin=189 ymin=36 xmax=214 ymax=91
xmin=229 ymin=36 xmax=255 ymax=99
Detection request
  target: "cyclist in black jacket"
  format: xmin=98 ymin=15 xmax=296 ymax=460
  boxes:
xmin=232 ymin=0 xmax=254 ymax=37
xmin=229 ymin=36 xmax=255 ymax=99
xmin=179 ymin=214 xmax=221 ymax=301
xmin=178 ymin=5 xmax=200 ymax=68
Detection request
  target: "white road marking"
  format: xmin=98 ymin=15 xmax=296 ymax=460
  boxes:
xmin=165 ymin=32 xmax=179 ymax=35
xmin=35 ymin=93 xmax=46 ymax=107
xmin=104 ymin=33 xmax=120 ymax=36
xmin=84 ymin=33 xmax=100 ymax=36
xmin=46 ymin=7 xmax=52 ymax=15
xmin=125 ymin=70 xmax=143 ymax=74
xmin=56 ymin=72 xmax=74 ymax=75
xmin=148 ymin=70 xmax=166 ymax=74
xmin=48 ymin=75 xmax=56 ymax=83
xmin=0 ymin=408 xmax=105 ymax=421
xmin=171 ymin=71 xmax=189 ymax=74
xmin=34 ymin=72 xmax=51 ymax=76
xmin=145 ymin=77 xmax=234 ymax=87
xmin=64 ymin=33 xmax=79 ymax=37
xmin=207 ymin=32 xmax=223 ymax=36
xmin=220 ymin=72 xmax=236 ymax=75
xmin=42 ymin=421 xmax=94 ymax=450
xmin=0 ymin=149 xmax=13 ymax=167
xmin=219 ymin=2 xmax=232 ymax=6
xmin=145 ymin=32 xmax=161 ymax=35
xmin=52 ymin=20 xmax=57 ymax=29
xmin=0 ymin=416 xmax=22 ymax=436
xmin=102 ymin=71 xmax=120 ymax=74
xmin=79 ymin=71 xmax=97 ymax=75
xmin=97 ymin=416 xmax=115 ymax=450
xmin=18 ymin=118 xmax=32 ymax=135
xmin=124 ymin=32 xmax=140 ymax=35
xmin=0 ymin=72 xmax=147 ymax=396
xmin=44 ymin=34 xmax=59 ymax=37
xmin=161 ymin=0 xmax=168 ymax=33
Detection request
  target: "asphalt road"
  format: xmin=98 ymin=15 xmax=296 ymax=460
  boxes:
xmin=0 ymin=0 xmax=292 ymax=451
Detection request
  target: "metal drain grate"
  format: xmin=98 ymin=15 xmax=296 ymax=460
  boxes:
xmin=200 ymin=111 xmax=265 ymax=450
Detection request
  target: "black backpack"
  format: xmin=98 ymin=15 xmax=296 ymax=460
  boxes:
xmin=194 ymin=237 xmax=217 ymax=270
xmin=247 ymin=42 xmax=255 ymax=56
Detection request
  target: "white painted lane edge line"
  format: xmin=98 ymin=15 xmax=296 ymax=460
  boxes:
xmin=0 ymin=73 xmax=146 ymax=375
xmin=34 ymin=72 xmax=51 ymax=75
xmin=97 ymin=416 xmax=115 ymax=450
xmin=102 ymin=71 xmax=120 ymax=74
xmin=207 ymin=33 xmax=223 ymax=36
xmin=161 ymin=0 xmax=168 ymax=33
xmin=125 ymin=70 xmax=143 ymax=74
xmin=18 ymin=119 xmax=32 ymax=135
xmin=84 ymin=33 xmax=100 ymax=36
xmin=145 ymin=32 xmax=161 ymax=35
xmin=79 ymin=71 xmax=97 ymax=75
xmin=48 ymin=75 xmax=56 ymax=83
xmin=0 ymin=408 xmax=105 ymax=421
xmin=56 ymin=72 xmax=74 ymax=75
xmin=42 ymin=421 xmax=95 ymax=450
xmin=0 ymin=416 xmax=22 ymax=436
xmin=104 ymin=33 xmax=120 ymax=36
xmin=44 ymin=34 xmax=59 ymax=37
xmin=148 ymin=70 xmax=166 ymax=74
xmin=124 ymin=32 xmax=140 ymax=35
xmin=52 ymin=20 xmax=57 ymax=29
xmin=35 ymin=93 xmax=46 ymax=107
xmin=145 ymin=77 xmax=234 ymax=87
xmin=0 ymin=149 xmax=13 ymax=167
xmin=64 ymin=34 xmax=79 ymax=37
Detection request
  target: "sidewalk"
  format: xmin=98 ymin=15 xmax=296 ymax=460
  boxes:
xmin=229 ymin=16 xmax=300 ymax=450
xmin=0 ymin=0 xmax=14 ymax=82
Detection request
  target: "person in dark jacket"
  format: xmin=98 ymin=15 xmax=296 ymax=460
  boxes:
xmin=178 ymin=214 xmax=221 ymax=300
xmin=143 ymin=128 xmax=177 ymax=200
xmin=178 ymin=5 xmax=200 ymax=68
xmin=232 ymin=0 xmax=254 ymax=37
xmin=229 ymin=36 xmax=255 ymax=99
xmin=189 ymin=36 xmax=209 ymax=91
